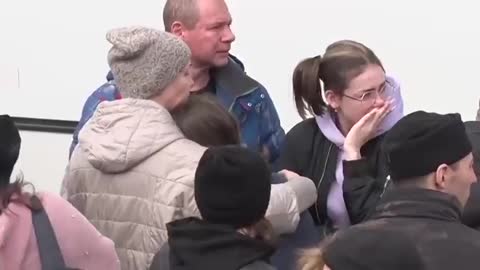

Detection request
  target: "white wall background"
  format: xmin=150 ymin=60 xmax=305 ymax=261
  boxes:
xmin=12 ymin=131 xmax=71 ymax=194
xmin=2 ymin=0 xmax=479 ymax=193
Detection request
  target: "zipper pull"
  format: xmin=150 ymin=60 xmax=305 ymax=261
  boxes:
xmin=380 ymin=175 xmax=391 ymax=197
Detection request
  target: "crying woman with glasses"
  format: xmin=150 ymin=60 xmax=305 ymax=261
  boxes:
xmin=277 ymin=40 xmax=404 ymax=238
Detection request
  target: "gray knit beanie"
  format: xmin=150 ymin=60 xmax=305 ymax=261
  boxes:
xmin=106 ymin=26 xmax=191 ymax=99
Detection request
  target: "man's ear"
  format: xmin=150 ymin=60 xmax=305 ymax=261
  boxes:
xmin=434 ymin=164 xmax=449 ymax=189
xmin=170 ymin=21 xmax=184 ymax=37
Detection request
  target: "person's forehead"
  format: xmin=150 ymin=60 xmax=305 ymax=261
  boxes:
xmin=463 ymin=152 xmax=474 ymax=162
xmin=457 ymin=152 xmax=474 ymax=166
xmin=345 ymin=65 xmax=385 ymax=93
xmin=197 ymin=0 xmax=231 ymax=23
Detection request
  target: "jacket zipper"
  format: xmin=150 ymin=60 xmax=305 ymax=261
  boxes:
xmin=315 ymin=143 xmax=334 ymax=229
xmin=380 ymin=175 xmax=391 ymax=197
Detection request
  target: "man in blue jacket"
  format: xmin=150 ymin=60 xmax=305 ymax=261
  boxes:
xmin=70 ymin=0 xmax=285 ymax=163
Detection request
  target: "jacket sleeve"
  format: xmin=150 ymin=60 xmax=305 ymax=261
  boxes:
xmin=183 ymin=185 xmax=201 ymax=218
xmin=69 ymin=82 xmax=119 ymax=158
xmin=59 ymin=166 xmax=71 ymax=198
xmin=342 ymin=158 xmax=388 ymax=224
xmin=265 ymin=176 xmax=317 ymax=234
xmin=149 ymin=242 xmax=170 ymax=270
xmin=258 ymin=87 xmax=285 ymax=164
xmin=276 ymin=126 xmax=306 ymax=174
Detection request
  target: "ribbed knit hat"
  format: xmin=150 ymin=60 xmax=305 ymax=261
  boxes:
xmin=107 ymin=26 xmax=191 ymax=99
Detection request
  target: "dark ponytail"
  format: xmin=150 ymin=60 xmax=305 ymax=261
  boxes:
xmin=0 ymin=176 xmax=29 ymax=215
xmin=293 ymin=40 xmax=384 ymax=120
xmin=292 ymin=56 xmax=328 ymax=119
xmin=0 ymin=114 xmax=29 ymax=214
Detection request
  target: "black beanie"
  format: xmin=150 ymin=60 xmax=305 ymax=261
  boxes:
xmin=384 ymin=111 xmax=472 ymax=180
xmin=0 ymin=115 xmax=21 ymax=187
xmin=194 ymin=145 xmax=271 ymax=228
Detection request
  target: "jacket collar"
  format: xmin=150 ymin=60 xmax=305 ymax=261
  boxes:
xmin=371 ymin=187 xmax=462 ymax=223
xmin=212 ymin=58 xmax=260 ymax=98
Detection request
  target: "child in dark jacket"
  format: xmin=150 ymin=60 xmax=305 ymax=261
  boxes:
xmin=167 ymin=145 xmax=277 ymax=270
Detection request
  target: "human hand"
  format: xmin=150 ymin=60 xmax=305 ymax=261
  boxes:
xmin=344 ymin=98 xmax=395 ymax=160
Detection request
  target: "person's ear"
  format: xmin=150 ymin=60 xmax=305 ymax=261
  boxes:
xmin=170 ymin=21 xmax=184 ymax=37
xmin=325 ymin=90 xmax=341 ymax=111
xmin=434 ymin=164 xmax=449 ymax=190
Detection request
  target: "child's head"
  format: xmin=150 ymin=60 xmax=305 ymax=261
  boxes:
xmin=172 ymin=93 xmax=241 ymax=146
xmin=194 ymin=145 xmax=272 ymax=238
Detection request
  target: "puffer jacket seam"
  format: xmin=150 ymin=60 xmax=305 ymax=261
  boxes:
xmin=67 ymin=169 xmax=195 ymax=189
xmin=69 ymin=193 xmax=193 ymax=210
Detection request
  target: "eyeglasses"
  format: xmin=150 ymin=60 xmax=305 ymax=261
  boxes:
xmin=342 ymin=78 xmax=396 ymax=105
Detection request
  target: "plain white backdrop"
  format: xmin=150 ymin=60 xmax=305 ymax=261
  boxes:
xmin=2 ymin=0 xmax=479 ymax=193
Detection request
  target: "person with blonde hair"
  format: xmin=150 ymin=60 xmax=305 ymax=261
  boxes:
xmin=297 ymin=243 xmax=331 ymax=270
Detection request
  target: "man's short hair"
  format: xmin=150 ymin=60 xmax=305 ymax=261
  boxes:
xmin=163 ymin=0 xmax=200 ymax=32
